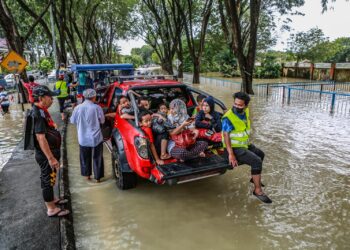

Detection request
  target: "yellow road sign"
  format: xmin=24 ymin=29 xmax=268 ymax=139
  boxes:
xmin=0 ymin=51 xmax=28 ymax=73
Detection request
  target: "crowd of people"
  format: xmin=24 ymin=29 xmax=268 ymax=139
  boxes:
xmin=28 ymin=69 xmax=273 ymax=218
xmin=71 ymin=89 xmax=271 ymax=204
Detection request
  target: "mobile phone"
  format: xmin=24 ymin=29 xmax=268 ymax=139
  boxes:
xmin=186 ymin=117 xmax=195 ymax=122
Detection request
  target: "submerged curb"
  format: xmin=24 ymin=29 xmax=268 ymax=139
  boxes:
xmin=59 ymin=114 xmax=76 ymax=250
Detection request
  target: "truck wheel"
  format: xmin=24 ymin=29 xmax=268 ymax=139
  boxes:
xmin=112 ymin=148 xmax=137 ymax=190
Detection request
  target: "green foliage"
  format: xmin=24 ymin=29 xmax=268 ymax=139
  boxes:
xmin=287 ymin=27 xmax=329 ymax=62
xmin=287 ymin=36 xmax=350 ymax=63
xmin=254 ymin=53 xmax=281 ymax=78
xmin=124 ymin=54 xmax=144 ymax=68
xmin=324 ymin=37 xmax=350 ymax=62
xmin=151 ymin=52 xmax=160 ymax=64
xmin=25 ymin=65 xmax=33 ymax=72
xmin=131 ymin=45 xmax=154 ymax=64
xmin=39 ymin=58 xmax=53 ymax=74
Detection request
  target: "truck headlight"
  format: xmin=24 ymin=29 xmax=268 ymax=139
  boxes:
xmin=134 ymin=136 xmax=149 ymax=159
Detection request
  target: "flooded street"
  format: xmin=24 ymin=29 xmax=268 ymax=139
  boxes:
xmin=0 ymin=80 xmax=53 ymax=173
xmin=68 ymin=81 xmax=350 ymax=249
xmin=0 ymin=96 xmax=30 ymax=172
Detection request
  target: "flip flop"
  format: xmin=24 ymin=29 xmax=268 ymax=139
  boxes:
xmin=253 ymin=191 xmax=272 ymax=204
xmin=54 ymin=198 xmax=68 ymax=205
xmin=250 ymin=178 xmax=265 ymax=187
xmin=47 ymin=208 xmax=70 ymax=217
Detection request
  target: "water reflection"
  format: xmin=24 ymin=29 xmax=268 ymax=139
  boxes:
xmin=0 ymin=98 xmax=29 ymax=172
xmin=68 ymin=81 xmax=350 ymax=249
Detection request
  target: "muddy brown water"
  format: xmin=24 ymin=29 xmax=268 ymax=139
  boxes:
xmin=0 ymin=96 xmax=30 ymax=172
xmin=67 ymin=80 xmax=350 ymax=250
xmin=0 ymin=79 xmax=348 ymax=249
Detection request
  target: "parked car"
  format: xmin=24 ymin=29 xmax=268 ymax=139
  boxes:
xmin=26 ymin=70 xmax=42 ymax=79
xmin=93 ymin=72 xmax=230 ymax=190
xmin=4 ymin=74 xmax=16 ymax=88
xmin=47 ymin=69 xmax=57 ymax=82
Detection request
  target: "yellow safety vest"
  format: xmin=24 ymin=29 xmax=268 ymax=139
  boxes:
xmin=222 ymin=108 xmax=251 ymax=148
xmin=55 ymin=80 xmax=68 ymax=98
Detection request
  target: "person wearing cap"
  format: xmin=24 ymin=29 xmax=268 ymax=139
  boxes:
xmin=222 ymin=92 xmax=272 ymax=204
xmin=32 ymin=85 xmax=70 ymax=217
xmin=0 ymin=85 xmax=10 ymax=114
xmin=55 ymin=73 xmax=69 ymax=120
xmin=70 ymin=88 xmax=105 ymax=182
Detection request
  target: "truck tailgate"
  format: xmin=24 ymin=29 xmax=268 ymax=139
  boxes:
xmin=156 ymin=154 xmax=231 ymax=185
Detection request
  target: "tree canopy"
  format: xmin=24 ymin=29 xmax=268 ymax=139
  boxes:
xmin=1 ymin=0 xmax=349 ymax=92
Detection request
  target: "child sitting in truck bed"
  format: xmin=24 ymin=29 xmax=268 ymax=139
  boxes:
xmin=119 ymin=95 xmax=135 ymax=120
xmin=195 ymin=96 xmax=222 ymax=142
xmin=105 ymin=95 xmax=135 ymax=120
xmin=192 ymin=94 xmax=206 ymax=117
xmin=151 ymin=103 xmax=172 ymax=160
xmin=138 ymin=109 xmax=164 ymax=165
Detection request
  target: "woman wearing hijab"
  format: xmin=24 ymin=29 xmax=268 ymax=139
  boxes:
xmin=167 ymin=99 xmax=208 ymax=161
xmin=195 ymin=96 xmax=222 ymax=142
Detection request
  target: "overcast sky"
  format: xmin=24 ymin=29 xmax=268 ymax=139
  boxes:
xmin=118 ymin=0 xmax=350 ymax=55
xmin=274 ymin=0 xmax=350 ymax=50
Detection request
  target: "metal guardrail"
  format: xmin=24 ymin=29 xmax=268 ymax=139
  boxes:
xmin=183 ymin=73 xmax=241 ymax=87
xmin=256 ymin=82 xmax=350 ymax=114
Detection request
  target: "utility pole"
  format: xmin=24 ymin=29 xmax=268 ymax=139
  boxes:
xmin=49 ymin=0 xmax=58 ymax=69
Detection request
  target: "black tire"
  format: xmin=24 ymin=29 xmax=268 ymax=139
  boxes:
xmin=112 ymin=147 xmax=137 ymax=190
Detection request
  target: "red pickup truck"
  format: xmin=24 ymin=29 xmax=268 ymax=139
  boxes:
xmin=97 ymin=76 xmax=231 ymax=189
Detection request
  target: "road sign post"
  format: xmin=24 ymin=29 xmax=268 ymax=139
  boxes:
xmin=1 ymin=51 xmax=29 ymax=111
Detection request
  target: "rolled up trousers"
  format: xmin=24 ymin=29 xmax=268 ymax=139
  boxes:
xmin=225 ymin=144 xmax=265 ymax=175
xmin=79 ymin=142 xmax=104 ymax=180
xmin=35 ymin=149 xmax=60 ymax=202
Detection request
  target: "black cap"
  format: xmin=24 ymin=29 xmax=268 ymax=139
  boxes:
xmin=33 ymin=85 xmax=57 ymax=97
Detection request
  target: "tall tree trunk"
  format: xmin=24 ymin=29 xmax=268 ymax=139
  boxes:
xmin=53 ymin=0 xmax=67 ymax=64
xmin=223 ymin=0 xmax=261 ymax=94
xmin=177 ymin=0 xmax=213 ymax=84
xmin=176 ymin=39 xmax=184 ymax=79
xmin=193 ymin=57 xmax=200 ymax=84
xmin=0 ymin=0 xmax=28 ymax=82
xmin=16 ymin=0 xmax=62 ymax=65
xmin=0 ymin=0 xmax=24 ymax=55
xmin=238 ymin=62 xmax=254 ymax=93
xmin=161 ymin=59 xmax=174 ymax=75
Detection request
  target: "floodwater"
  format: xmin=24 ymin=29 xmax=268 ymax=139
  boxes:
xmin=0 ymin=95 xmax=29 ymax=172
xmin=0 ymin=79 xmax=52 ymax=173
xmin=68 ymin=80 xmax=350 ymax=249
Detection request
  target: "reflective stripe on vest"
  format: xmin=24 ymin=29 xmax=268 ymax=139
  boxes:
xmin=222 ymin=108 xmax=250 ymax=148
xmin=56 ymin=80 xmax=68 ymax=98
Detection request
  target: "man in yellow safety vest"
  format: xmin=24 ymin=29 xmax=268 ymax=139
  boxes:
xmin=222 ymin=92 xmax=272 ymax=203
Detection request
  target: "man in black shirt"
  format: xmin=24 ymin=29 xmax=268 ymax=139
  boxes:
xmin=32 ymin=85 xmax=70 ymax=217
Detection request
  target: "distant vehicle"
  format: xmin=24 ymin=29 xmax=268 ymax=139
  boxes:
xmin=47 ymin=70 xmax=56 ymax=82
xmin=27 ymin=70 xmax=42 ymax=79
xmin=4 ymin=74 xmax=16 ymax=88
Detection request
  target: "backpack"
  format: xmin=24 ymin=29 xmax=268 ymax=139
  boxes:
xmin=23 ymin=109 xmax=35 ymax=150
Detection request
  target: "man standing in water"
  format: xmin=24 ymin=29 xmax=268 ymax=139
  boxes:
xmin=70 ymin=89 xmax=105 ymax=182
xmin=222 ymin=92 xmax=272 ymax=204
xmin=0 ymin=85 xmax=10 ymax=114
xmin=32 ymin=85 xmax=70 ymax=217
